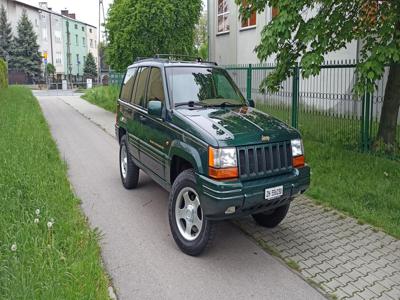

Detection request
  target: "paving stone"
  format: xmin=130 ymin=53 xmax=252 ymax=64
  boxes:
xmin=340 ymin=282 xmax=362 ymax=297
xmin=335 ymin=287 xmax=352 ymax=299
xmin=354 ymin=288 xmax=379 ymax=300
xmin=382 ymin=288 xmax=400 ymax=300
xmin=362 ymin=273 xmax=381 ymax=285
xmin=345 ymin=269 xmax=365 ymax=281
xmin=367 ymin=282 xmax=390 ymax=297
xmin=305 ymin=265 xmax=324 ymax=277
xmin=336 ymin=274 xmax=357 ymax=286
xmin=320 ymin=269 xmax=338 ymax=282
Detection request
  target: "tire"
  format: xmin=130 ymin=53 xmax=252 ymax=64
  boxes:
xmin=119 ymin=135 xmax=139 ymax=189
xmin=252 ymin=203 xmax=290 ymax=228
xmin=168 ymin=169 xmax=215 ymax=256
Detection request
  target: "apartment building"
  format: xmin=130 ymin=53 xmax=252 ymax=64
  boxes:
xmin=207 ymin=0 xmax=360 ymax=65
xmin=0 ymin=0 xmax=98 ymax=79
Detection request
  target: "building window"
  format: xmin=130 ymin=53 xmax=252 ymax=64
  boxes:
xmin=90 ymin=39 xmax=93 ymax=48
xmin=42 ymin=27 xmax=47 ymax=41
xmin=55 ymin=51 xmax=62 ymax=65
xmin=82 ymin=26 xmax=84 ymax=31
xmin=74 ymin=24 xmax=78 ymax=29
xmin=82 ymin=37 xmax=85 ymax=46
xmin=217 ymin=0 xmax=230 ymax=33
xmin=272 ymin=6 xmax=279 ymax=19
xmin=76 ymin=54 xmax=80 ymax=64
xmin=89 ymin=28 xmax=92 ymax=33
xmin=241 ymin=1 xmax=256 ymax=28
xmin=55 ymin=31 xmax=62 ymax=43
xmin=75 ymin=34 xmax=78 ymax=46
xmin=83 ymin=56 xmax=86 ymax=65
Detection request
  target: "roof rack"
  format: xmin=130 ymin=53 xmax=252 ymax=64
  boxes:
xmin=134 ymin=54 xmax=218 ymax=65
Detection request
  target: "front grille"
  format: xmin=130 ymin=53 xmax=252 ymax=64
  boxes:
xmin=238 ymin=141 xmax=293 ymax=180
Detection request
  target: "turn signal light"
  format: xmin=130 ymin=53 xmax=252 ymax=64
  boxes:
xmin=292 ymin=155 xmax=305 ymax=168
xmin=208 ymin=167 xmax=238 ymax=180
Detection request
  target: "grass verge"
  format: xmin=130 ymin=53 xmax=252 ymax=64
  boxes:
xmin=81 ymin=85 xmax=119 ymax=112
xmin=304 ymin=140 xmax=400 ymax=238
xmin=0 ymin=87 xmax=110 ymax=298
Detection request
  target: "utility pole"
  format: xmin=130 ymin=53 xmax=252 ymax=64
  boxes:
xmin=98 ymin=0 xmax=101 ymax=84
xmin=66 ymin=20 xmax=72 ymax=88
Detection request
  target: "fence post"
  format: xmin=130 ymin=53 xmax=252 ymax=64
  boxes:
xmin=291 ymin=64 xmax=300 ymax=128
xmin=246 ymin=64 xmax=252 ymax=101
xmin=363 ymin=92 xmax=371 ymax=151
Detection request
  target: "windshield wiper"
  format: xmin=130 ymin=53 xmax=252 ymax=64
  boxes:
xmin=174 ymin=101 xmax=207 ymax=108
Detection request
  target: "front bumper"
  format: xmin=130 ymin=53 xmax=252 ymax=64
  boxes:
xmin=196 ymin=166 xmax=310 ymax=220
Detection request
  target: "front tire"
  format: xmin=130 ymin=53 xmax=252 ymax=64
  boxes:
xmin=119 ymin=135 xmax=139 ymax=189
xmin=252 ymin=203 xmax=290 ymax=228
xmin=168 ymin=169 xmax=215 ymax=256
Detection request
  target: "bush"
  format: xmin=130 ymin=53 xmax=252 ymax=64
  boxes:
xmin=0 ymin=58 xmax=8 ymax=89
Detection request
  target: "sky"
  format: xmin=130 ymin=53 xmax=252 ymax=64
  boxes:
xmin=18 ymin=0 xmax=207 ymax=29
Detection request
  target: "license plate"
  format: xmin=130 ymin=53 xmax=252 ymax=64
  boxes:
xmin=265 ymin=186 xmax=283 ymax=200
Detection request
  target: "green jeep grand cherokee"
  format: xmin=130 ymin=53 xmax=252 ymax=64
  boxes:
xmin=115 ymin=57 xmax=310 ymax=256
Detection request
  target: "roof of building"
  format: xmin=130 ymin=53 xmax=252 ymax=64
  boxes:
xmin=8 ymin=0 xmax=97 ymax=28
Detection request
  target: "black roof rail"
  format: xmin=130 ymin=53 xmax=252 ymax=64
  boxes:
xmin=134 ymin=54 xmax=218 ymax=66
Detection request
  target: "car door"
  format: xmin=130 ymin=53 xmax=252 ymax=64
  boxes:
xmin=139 ymin=67 xmax=173 ymax=181
xmin=119 ymin=67 xmax=139 ymax=157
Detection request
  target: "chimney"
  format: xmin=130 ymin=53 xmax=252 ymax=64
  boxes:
xmin=38 ymin=2 xmax=48 ymax=9
xmin=68 ymin=13 xmax=76 ymax=19
xmin=61 ymin=9 xmax=69 ymax=16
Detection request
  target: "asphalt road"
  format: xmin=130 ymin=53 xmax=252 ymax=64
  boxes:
xmin=37 ymin=94 xmax=324 ymax=300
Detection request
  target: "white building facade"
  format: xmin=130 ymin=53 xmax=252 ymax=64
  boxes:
xmin=207 ymin=0 xmax=360 ymax=65
xmin=0 ymin=0 xmax=98 ymax=79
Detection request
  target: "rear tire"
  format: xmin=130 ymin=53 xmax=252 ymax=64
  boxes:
xmin=168 ymin=169 xmax=215 ymax=256
xmin=252 ymin=203 xmax=290 ymax=228
xmin=119 ymin=135 xmax=139 ymax=189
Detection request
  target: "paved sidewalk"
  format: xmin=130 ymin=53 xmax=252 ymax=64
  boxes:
xmin=51 ymin=94 xmax=400 ymax=300
xmin=237 ymin=198 xmax=400 ymax=300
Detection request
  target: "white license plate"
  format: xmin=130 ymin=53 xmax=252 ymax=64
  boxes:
xmin=265 ymin=186 xmax=283 ymax=200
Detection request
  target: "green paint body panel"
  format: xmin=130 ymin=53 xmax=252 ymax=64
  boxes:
xmin=116 ymin=61 xmax=310 ymax=220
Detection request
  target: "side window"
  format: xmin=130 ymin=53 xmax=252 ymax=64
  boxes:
xmin=132 ymin=67 xmax=150 ymax=107
xmin=146 ymin=68 xmax=165 ymax=107
xmin=120 ymin=68 xmax=137 ymax=101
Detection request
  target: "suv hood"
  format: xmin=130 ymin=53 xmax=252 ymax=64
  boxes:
xmin=175 ymin=106 xmax=300 ymax=147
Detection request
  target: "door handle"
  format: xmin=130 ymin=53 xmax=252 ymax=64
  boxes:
xmin=139 ymin=115 xmax=147 ymax=122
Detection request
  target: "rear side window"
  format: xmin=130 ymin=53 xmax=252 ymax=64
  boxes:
xmin=120 ymin=68 xmax=137 ymax=101
xmin=132 ymin=67 xmax=150 ymax=107
xmin=146 ymin=67 xmax=165 ymax=107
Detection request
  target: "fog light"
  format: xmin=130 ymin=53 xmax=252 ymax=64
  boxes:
xmin=225 ymin=206 xmax=236 ymax=214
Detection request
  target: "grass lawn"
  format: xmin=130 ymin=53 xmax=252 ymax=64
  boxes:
xmin=0 ymin=87 xmax=110 ymax=298
xmin=81 ymin=86 xmax=400 ymax=238
xmin=82 ymin=85 xmax=119 ymax=112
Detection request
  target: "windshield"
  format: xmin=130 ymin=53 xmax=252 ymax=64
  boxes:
xmin=165 ymin=67 xmax=246 ymax=107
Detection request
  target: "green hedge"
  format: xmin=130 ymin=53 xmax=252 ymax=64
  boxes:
xmin=0 ymin=58 xmax=8 ymax=89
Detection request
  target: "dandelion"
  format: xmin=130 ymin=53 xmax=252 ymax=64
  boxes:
xmin=35 ymin=209 xmax=40 ymax=216
xmin=47 ymin=221 xmax=53 ymax=229
xmin=384 ymin=171 xmax=389 ymax=177
xmin=11 ymin=244 xmax=17 ymax=252
xmin=34 ymin=218 xmax=39 ymax=224
xmin=50 ymin=218 xmax=55 ymax=223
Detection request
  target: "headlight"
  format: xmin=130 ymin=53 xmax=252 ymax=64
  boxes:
xmin=209 ymin=147 xmax=237 ymax=168
xmin=208 ymin=147 xmax=238 ymax=179
xmin=291 ymin=139 xmax=304 ymax=157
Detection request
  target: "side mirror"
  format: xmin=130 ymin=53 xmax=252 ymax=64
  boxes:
xmin=248 ymin=99 xmax=255 ymax=108
xmin=148 ymin=100 xmax=163 ymax=118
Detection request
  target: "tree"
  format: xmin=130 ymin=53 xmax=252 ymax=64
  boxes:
xmin=237 ymin=0 xmax=400 ymax=148
xmin=106 ymin=0 xmax=202 ymax=71
xmin=195 ymin=10 xmax=208 ymax=60
xmin=83 ymin=52 xmax=98 ymax=79
xmin=0 ymin=5 xmax=13 ymax=61
xmin=8 ymin=11 xmax=41 ymax=81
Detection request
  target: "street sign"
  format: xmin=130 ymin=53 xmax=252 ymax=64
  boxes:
xmin=87 ymin=78 xmax=93 ymax=89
